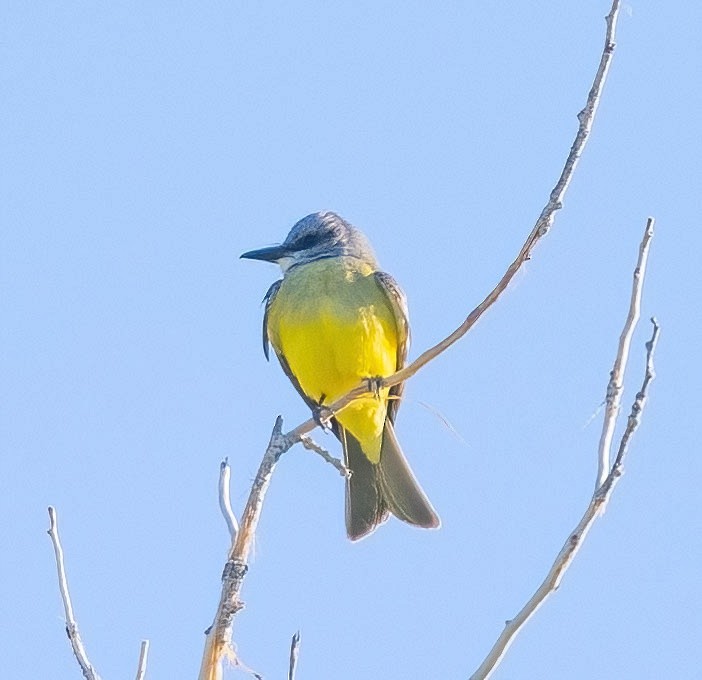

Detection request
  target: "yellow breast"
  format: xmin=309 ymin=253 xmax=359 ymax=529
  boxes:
xmin=267 ymin=257 xmax=399 ymax=462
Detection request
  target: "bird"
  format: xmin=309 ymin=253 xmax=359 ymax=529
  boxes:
xmin=241 ymin=211 xmax=439 ymax=540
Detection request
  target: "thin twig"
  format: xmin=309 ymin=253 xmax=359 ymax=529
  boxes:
xmin=607 ymin=318 xmax=660 ymax=484
xmin=47 ymin=506 xmax=103 ymax=680
xmin=219 ymin=458 xmax=239 ymax=540
xmin=199 ymin=417 xmax=290 ymax=680
xmin=288 ymin=630 xmax=301 ymax=680
xmin=469 ymin=220 xmax=658 ymax=680
xmin=596 ymin=217 xmax=655 ymax=487
xmin=285 ymin=0 xmax=624 ymax=446
xmin=134 ymin=639 xmax=150 ymax=680
xmin=300 ymin=435 xmax=351 ymax=476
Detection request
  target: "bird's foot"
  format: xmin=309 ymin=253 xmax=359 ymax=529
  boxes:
xmin=312 ymin=402 xmax=333 ymax=431
xmin=366 ymin=376 xmax=384 ymax=399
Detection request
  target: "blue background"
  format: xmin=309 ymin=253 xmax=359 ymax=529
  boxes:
xmin=3 ymin=2 xmax=699 ymax=678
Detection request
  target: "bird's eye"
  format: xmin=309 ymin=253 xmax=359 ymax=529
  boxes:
xmin=290 ymin=233 xmax=319 ymax=251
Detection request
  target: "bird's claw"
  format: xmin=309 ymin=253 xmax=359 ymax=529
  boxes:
xmin=312 ymin=404 xmax=333 ymax=431
xmin=366 ymin=376 xmax=384 ymax=398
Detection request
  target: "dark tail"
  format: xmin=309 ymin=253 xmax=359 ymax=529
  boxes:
xmin=342 ymin=420 xmax=440 ymax=541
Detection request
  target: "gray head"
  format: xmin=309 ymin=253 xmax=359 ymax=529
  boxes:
xmin=241 ymin=211 xmax=378 ymax=272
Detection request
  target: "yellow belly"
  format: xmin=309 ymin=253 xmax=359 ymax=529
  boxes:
xmin=267 ymin=258 xmax=398 ymax=462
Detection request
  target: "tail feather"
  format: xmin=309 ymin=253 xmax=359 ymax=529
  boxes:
xmin=377 ymin=420 xmax=440 ymax=530
xmin=341 ymin=421 xmax=439 ymax=541
xmin=342 ymin=429 xmax=389 ymax=540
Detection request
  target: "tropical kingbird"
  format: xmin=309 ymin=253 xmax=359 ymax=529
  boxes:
xmin=241 ymin=211 xmax=439 ymax=540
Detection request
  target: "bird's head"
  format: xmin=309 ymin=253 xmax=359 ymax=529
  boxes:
xmin=241 ymin=211 xmax=377 ymax=273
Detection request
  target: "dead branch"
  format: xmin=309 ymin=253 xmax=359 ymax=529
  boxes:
xmin=199 ymin=418 xmax=291 ymax=680
xmin=47 ymin=506 xmax=103 ymax=680
xmin=47 ymin=507 xmax=151 ymax=680
xmin=468 ymin=219 xmax=658 ymax=680
xmin=596 ymin=217 xmax=656 ymax=486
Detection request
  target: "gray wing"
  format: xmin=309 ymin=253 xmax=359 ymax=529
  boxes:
xmin=261 ymin=279 xmax=282 ymax=361
xmin=374 ymin=271 xmax=410 ymax=423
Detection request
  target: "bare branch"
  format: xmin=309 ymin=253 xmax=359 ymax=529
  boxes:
xmin=605 ymin=317 xmax=660 ymax=488
xmin=469 ymin=219 xmax=658 ymax=680
xmin=286 ymin=0 xmax=625 ymax=446
xmin=134 ymin=639 xmax=150 ymax=680
xmin=199 ymin=417 xmax=292 ymax=680
xmin=219 ymin=458 xmax=239 ymax=540
xmin=288 ymin=630 xmax=301 ymax=680
xmin=596 ymin=217 xmax=655 ymax=487
xmin=300 ymin=435 xmax=350 ymax=477
xmin=47 ymin=506 xmax=103 ymax=680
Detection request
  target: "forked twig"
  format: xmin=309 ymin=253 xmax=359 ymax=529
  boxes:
xmin=469 ymin=219 xmax=657 ymax=680
xmin=596 ymin=217 xmax=655 ymax=487
xmin=48 ymin=507 xmax=151 ymax=680
xmin=199 ymin=418 xmax=290 ymax=680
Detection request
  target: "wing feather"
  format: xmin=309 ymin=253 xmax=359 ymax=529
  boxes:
xmin=261 ymin=280 xmax=282 ymax=361
xmin=373 ymin=271 xmax=410 ymax=423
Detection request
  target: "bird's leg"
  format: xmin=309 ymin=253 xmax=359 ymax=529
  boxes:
xmin=366 ymin=376 xmax=384 ymax=399
xmin=312 ymin=395 xmax=333 ymax=431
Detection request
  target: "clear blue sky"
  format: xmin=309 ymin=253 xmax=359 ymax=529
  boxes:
xmin=3 ymin=2 xmax=699 ymax=678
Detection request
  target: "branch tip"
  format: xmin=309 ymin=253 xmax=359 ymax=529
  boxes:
xmin=218 ymin=458 xmax=239 ymax=541
xmin=47 ymin=506 xmax=103 ymax=680
xmin=288 ymin=630 xmax=302 ymax=680
xmin=135 ymin=639 xmax=150 ymax=680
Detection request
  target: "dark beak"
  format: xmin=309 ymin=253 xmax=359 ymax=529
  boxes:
xmin=240 ymin=244 xmax=288 ymax=263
